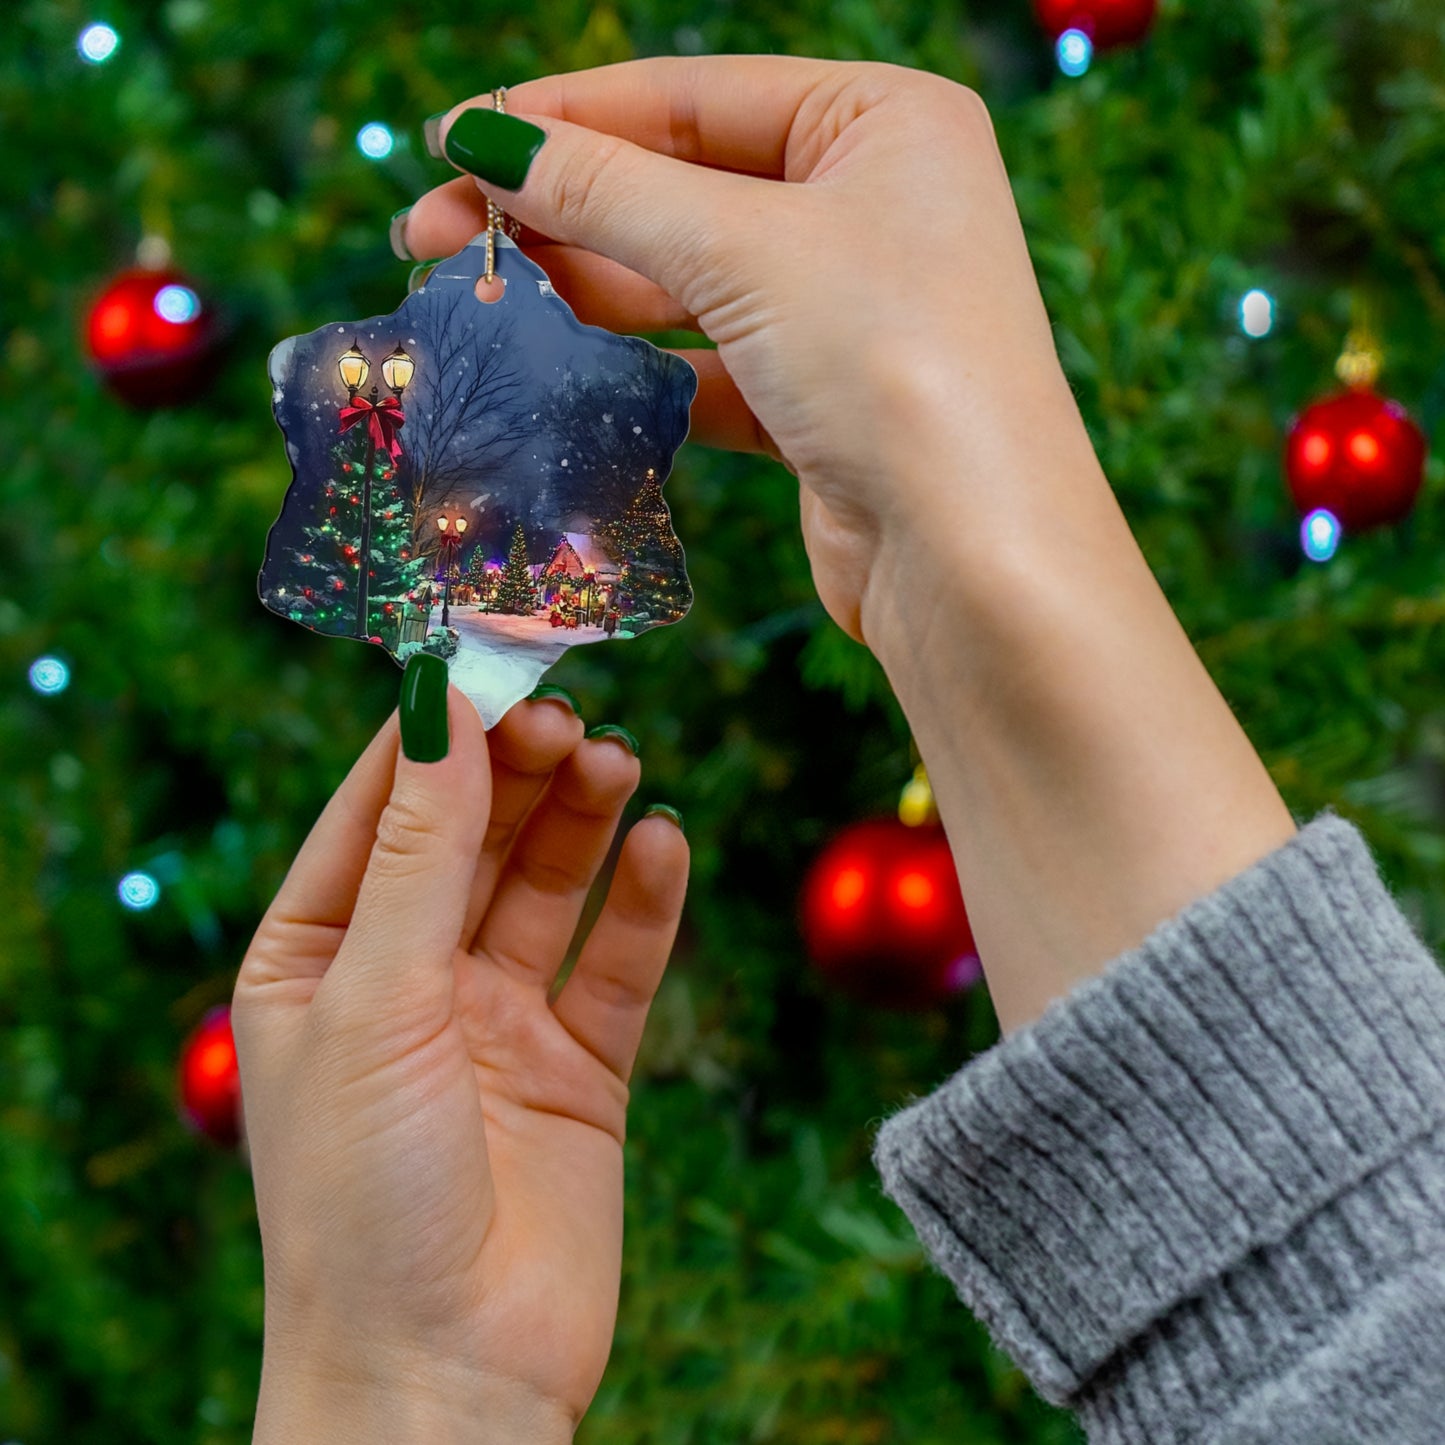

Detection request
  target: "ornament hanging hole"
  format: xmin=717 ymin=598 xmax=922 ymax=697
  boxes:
xmin=475 ymin=275 xmax=506 ymax=305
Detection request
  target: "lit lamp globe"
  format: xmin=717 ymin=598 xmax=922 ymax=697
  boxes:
xmin=381 ymin=344 xmax=415 ymax=396
xmin=337 ymin=340 xmax=370 ymax=395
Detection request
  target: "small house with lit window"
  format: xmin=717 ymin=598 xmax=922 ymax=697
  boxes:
xmin=539 ymin=532 xmax=620 ymax=617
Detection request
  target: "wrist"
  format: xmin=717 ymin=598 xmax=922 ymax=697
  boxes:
xmin=857 ymin=354 xmax=1118 ymax=678
xmin=253 ymin=1347 xmax=575 ymax=1445
xmin=855 ymin=400 xmax=1294 ymax=1033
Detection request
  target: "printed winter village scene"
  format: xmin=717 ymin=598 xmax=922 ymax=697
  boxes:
xmin=260 ymin=234 xmax=698 ymax=724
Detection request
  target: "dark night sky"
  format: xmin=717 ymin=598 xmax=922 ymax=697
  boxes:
xmin=260 ymin=234 xmax=696 ymax=588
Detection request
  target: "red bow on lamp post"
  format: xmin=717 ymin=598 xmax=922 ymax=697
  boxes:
xmin=338 ymin=393 xmax=406 ymax=461
xmin=336 ymin=340 xmax=417 ymax=639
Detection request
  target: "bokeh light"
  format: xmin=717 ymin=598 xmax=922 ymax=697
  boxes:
xmin=1348 ymin=430 xmax=1380 ymax=466
xmin=1057 ymin=29 xmax=1093 ymax=76
xmin=1240 ymin=288 xmax=1274 ymax=337
xmin=28 ymin=657 xmax=70 ymax=695
xmin=118 ymin=872 xmax=161 ymax=910
xmin=1301 ymin=508 xmax=1341 ymax=563
xmin=153 ymin=284 xmax=201 ymax=324
xmin=356 ymin=122 xmax=395 ymax=159
xmin=830 ymin=865 xmax=867 ymax=910
xmin=78 ymin=22 xmax=120 ymax=64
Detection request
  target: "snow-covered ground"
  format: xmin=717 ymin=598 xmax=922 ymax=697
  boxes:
xmin=447 ymin=607 xmax=611 ymax=726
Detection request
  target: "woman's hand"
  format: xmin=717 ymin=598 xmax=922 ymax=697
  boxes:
xmin=401 ymin=57 xmax=1094 ymax=643
xmin=233 ymin=687 xmax=688 ymax=1443
xmin=403 ymin=59 xmax=1295 ymax=1037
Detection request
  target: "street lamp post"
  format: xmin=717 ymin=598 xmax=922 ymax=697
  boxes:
xmin=436 ymin=514 xmax=469 ymax=628
xmin=338 ymin=339 xmax=414 ymax=639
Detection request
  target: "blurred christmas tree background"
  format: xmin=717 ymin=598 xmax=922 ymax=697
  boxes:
xmin=4 ymin=0 xmax=1445 ymax=1440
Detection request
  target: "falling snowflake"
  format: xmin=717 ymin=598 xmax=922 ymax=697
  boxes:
xmin=632 ymin=425 xmax=642 ymax=434
xmin=603 ymin=412 xmax=613 ymax=423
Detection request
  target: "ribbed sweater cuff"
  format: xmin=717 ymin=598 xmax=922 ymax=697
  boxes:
xmin=870 ymin=813 xmax=1445 ymax=1415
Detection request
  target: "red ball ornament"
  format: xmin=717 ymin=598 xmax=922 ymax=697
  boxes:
xmin=178 ymin=1006 xmax=242 ymax=1147
xmin=1285 ymin=388 xmax=1427 ymax=532
xmin=1034 ymin=0 xmax=1156 ymax=48
xmin=85 ymin=267 xmax=219 ymax=407
xmin=800 ymin=818 xmax=980 ymax=1011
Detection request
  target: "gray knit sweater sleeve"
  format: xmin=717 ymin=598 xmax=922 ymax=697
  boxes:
xmin=870 ymin=812 xmax=1445 ymax=1443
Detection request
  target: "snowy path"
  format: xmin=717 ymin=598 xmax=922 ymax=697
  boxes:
xmin=447 ymin=608 xmax=610 ymax=727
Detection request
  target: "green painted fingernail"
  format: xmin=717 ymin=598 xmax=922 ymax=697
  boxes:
xmin=388 ymin=207 xmax=412 ymax=261
xmin=528 ymin=684 xmax=582 ymax=716
xmin=644 ymin=804 xmax=684 ymax=834
xmin=423 ymin=111 xmax=447 ymax=160
xmin=586 ymin=723 xmax=639 ymax=756
xmin=400 ymin=652 xmax=449 ymax=763
xmin=408 ymin=259 xmax=443 ymax=293
xmin=443 ymin=107 xmax=546 ymax=191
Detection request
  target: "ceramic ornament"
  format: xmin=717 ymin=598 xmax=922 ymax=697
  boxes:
xmin=259 ymin=232 xmax=697 ymax=726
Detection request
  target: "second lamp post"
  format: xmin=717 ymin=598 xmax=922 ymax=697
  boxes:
xmin=436 ymin=514 xmax=468 ymax=628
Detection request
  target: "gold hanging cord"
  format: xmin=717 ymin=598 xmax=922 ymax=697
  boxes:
xmin=484 ymin=88 xmax=522 ymax=285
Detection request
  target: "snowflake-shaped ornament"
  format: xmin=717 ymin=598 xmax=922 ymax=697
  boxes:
xmin=259 ymin=233 xmax=697 ymax=725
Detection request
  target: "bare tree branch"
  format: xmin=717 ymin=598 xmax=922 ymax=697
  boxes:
xmin=401 ymin=290 xmax=535 ymax=552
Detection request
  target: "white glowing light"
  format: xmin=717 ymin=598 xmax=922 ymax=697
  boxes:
xmin=1057 ymin=29 xmax=1093 ymax=77
xmin=154 ymin=284 xmax=201 ymax=324
xmin=28 ymin=657 xmax=70 ymax=695
xmin=1240 ymin=289 xmax=1274 ymax=338
xmin=118 ymin=871 xmax=161 ymax=910
xmin=357 ymin=123 xmax=395 ymax=160
xmin=1301 ymin=508 xmax=1341 ymax=563
xmin=78 ymin=23 xmax=120 ymax=63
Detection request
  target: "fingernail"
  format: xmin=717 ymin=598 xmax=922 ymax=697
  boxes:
xmin=443 ymin=107 xmax=546 ymax=191
xmin=423 ymin=111 xmax=447 ymax=160
xmin=585 ymin=723 xmax=639 ymax=756
xmin=400 ymin=652 xmax=450 ymax=762
xmin=408 ymin=258 xmax=442 ymax=293
xmin=389 ymin=207 xmax=413 ymax=261
xmin=527 ymin=684 xmax=582 ymax=716
xmin=644 ymin=803 xmax=684 ymax=834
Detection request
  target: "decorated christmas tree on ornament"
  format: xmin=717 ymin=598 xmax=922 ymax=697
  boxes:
xmin=602 ymin=467 xmax=693 ymax=627
xmin=494 ymin=522 xmax=539 ymax=616
xmin=262 ymin=437 xmax=425 ymax=645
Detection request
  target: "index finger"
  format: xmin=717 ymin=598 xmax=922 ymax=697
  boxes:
xmin=451 ymin=55 xmax=853 ymax=180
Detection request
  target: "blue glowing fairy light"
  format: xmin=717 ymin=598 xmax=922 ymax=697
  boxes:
xmin=357 ymin=123 xmax=395 ymax=160
xmin=1057 ymin=29 xmax=1093 ymax=77
xmin=154 ymin=284 xmax=201 ymax=324
xmin=1301 ymin=509 xmax=1341 ymax=563
xmin=1240 ymin=289 xmax=1275 ymax=338
xmin=78 ymin=22 xmax=120 ymax=64
xmin=118 ymin=871 xmax=161 ymax=911
xmin=28 ymin=657 xmax=70 ymax=695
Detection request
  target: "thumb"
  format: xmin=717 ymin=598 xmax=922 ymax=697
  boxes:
xmin=325 ymin=655 xmax=490 ymax=1024
xmin=438 ymin=104 xmax=758 ymax=318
